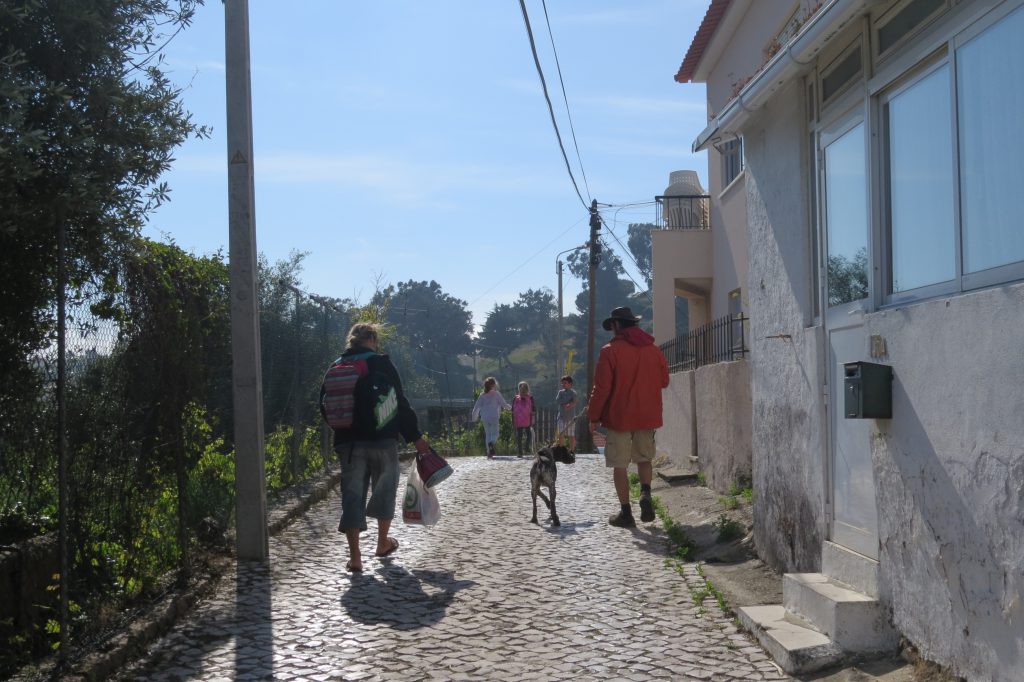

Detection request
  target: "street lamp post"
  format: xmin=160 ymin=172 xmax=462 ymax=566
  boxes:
xmin=554 ymin=245 xmax=587 ymax=382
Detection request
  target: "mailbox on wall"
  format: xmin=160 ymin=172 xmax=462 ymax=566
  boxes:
xmin=844 ymin=361 xmax=893 ymax=419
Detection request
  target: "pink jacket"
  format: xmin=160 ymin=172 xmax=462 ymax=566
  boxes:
xmin=511 ymin=395 xmax=534 ymax=428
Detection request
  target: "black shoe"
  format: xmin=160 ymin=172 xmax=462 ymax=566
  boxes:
xmin=639 ymin=494 xmax=655 ymax=523
xmin=608 ymin=510 xmax=636 ymax=528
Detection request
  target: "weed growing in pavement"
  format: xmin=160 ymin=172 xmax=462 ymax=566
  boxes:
xmin=696 ymin=564 xmax=733 ymax=616
xmin=696 ymin=471 xmax=707 ymax=487
xmin=714 ymin=514 xmax=745 ymax=542
xmin=740 ymin=487 xmax=753 ymax=503
xmin=718 ymin=495 xmax=739 ymax=511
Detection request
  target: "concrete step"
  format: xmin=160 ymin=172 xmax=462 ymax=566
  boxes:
xmin=784 ymin=573 xmax=897 ymax=652
xmin=822 ymin=540 xmax=880 ymax=598
xmin=656 ymin=467 xmax=698 ymax=483
xmin=738 ymin=604 xmax=843 ymax=675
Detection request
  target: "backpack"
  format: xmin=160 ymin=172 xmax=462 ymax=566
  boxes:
xmin=321 ymin=351 xmax=374 ymax=430
xmin=321 ymin=351 xmax=400 ymax=432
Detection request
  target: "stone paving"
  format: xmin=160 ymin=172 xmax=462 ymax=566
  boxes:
xmin=123 ymin=454 xmax=791 ymax=681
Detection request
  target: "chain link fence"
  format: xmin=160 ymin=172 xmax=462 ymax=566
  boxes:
xmin=0 ymin=259 xmax=355 ymax=674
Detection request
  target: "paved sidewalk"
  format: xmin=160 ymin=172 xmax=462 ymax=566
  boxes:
xmin=123 ymin=454 xmax=791 ymax=681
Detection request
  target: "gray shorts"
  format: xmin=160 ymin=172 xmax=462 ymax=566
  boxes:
xmin=338 ymin=440 xmax=400 ymax=531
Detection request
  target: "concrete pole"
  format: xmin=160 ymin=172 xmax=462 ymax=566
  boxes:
xmin=225 ymin=0 xmax=268 ymax=561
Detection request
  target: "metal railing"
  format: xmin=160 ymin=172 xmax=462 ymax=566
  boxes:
xmin=660 ymin=313 xmax=749 ymax=372
xmin=654 ymin=194 xmax=711 ymax=230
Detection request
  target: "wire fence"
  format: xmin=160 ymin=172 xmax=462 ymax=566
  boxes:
xmin=0 ymin=266 xmax=353 ymax=674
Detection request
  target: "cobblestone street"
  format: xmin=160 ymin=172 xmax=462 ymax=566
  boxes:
xmin=126 ymin=454 xmax=790 ymax=681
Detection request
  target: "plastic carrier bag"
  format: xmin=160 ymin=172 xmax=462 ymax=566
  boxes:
xmin=402 ymin=465 xmax=440 ymax=526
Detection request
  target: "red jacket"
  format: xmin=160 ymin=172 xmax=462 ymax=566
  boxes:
xmin=587 ymin=326 xmax=669 ymax=431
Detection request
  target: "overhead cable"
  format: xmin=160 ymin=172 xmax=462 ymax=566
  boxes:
xmin=468 ymin=215 xmax=587 ymax=308
xmin=540 ymin=0 xmax=591 ymax=202
xmin=517 ymin=0 xmax=590 ymax=211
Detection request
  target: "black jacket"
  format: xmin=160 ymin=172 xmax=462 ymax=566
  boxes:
xmin=320 ymin=347 xmax=422 ymax=447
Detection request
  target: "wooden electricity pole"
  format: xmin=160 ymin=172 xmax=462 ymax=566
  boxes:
xmin=581 ymin=199 xmax=601 ymax=453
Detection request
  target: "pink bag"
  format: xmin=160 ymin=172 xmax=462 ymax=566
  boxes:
xmin=416 ymin=447 xmax=453 ymax=488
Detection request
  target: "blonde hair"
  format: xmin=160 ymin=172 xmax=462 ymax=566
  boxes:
xmin=517 ymin=381 xmax=530 ymax=394
xmin=483 ymin=376 xmax=497 ymax=392
xmin=347 ymin=322 xmax=380 ymax=349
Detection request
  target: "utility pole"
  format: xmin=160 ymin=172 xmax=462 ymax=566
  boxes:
xmin=225 ymin=0 xmax=268 ymax=561
xmin=582 ymin=199 xmax=601 ymax=453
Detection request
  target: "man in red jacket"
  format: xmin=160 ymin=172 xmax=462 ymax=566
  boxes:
xmin=588 ymin=307 xmax=670 ymax=527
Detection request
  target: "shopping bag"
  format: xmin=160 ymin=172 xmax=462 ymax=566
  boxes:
xmin=416 ymin=447 xmax=453 ymax=488
xmin=402 ymin=465 xmax=441 ymax=525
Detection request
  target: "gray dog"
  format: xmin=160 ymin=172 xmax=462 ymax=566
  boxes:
xmin=530 ymin=444 xmax=576 ymax=527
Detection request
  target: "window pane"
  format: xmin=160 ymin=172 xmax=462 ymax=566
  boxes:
xmin=887 ymin=66 xmax=955 ymax=292
xmin=958 ymin=6 xmax=1024 ymax=274
xmin=825 ymin=123 xmax=869 ymax=306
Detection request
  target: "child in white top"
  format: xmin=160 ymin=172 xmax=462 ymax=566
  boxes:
xmin=472 ymin=376 xmax=511 ymax=458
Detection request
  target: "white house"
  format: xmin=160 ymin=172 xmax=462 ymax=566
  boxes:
xmin=678 ymin=1 xmax=1024 ymax=679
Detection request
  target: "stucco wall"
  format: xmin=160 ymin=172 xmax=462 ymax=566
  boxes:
xmin=868 ymin=284 xmax=1024 ymax=681
xmin=743 ymin=81 xmax=827 ymax=573
xmin=658 ymin=370 xmax=696 ymax=467
xmin=695 ymin=360 xmax=752 ymax=494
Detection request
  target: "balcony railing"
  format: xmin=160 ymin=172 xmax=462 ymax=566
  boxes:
xmin=660 ymin=313 xmax=749 ymax=372
xmin=655 ymin=194 xmax=710 ymax=230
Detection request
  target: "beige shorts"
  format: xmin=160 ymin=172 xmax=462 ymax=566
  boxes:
xmin=604 ymin=429 xmax=656 ymax=468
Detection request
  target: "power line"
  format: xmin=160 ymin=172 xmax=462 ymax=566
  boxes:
xmin=468 ymin=215 xmax=586 ymax=308
xmin=540 ymin=0 xmax=590 ymax=202
xmin=517 ymin=0 xmax=589 ymax=211
xmin=599 ymin=236 xmax=653 ymax=303
xmin=598 ymin=216 xmax=653 ymax=303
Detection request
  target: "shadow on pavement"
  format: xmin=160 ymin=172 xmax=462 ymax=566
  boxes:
xmin=341 ymin=564 xmax=475 ymax=630
xmin=235 ymin=559 xmax=273 ymax=680
xmin=541 ymin=520 xmax=596 ymax=536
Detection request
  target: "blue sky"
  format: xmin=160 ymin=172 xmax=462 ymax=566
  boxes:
xmin=147 ymin=1 xmax=710 ymax=328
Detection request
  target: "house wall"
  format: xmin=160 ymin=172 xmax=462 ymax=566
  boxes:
xmin=712 ymin=176 xmax=748 ymax=321
xmin=743 ymin=79 xmax=826 ymax=573
xmin=867 ymin=284 xmax=1024 ymax=681
xmin=658 ymin=370 xmax=696 ymax=468
xmin=694 ymin=360 xmax=752 ymax=494
xmin=704 ymin=1 xmax=786 ymax=115
xmin=652 ymin=228 xmax=714 ymax=344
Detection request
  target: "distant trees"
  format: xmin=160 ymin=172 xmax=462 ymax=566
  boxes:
xmin=627 ymin=223 xmax=656 ymax=289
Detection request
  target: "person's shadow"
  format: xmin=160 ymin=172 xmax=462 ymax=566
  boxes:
xmin=341 ymin=563 xmax=475 ymax=630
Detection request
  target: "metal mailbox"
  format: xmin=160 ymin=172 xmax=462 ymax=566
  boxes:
xmin=844 ymin=361 xmax=892 ymax=419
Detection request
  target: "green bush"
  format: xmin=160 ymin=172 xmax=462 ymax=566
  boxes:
xmin=714 ymin=514 xmax=744 ymax=542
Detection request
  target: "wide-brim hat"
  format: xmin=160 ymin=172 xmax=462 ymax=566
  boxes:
xmin=602 ymin=306 xmax=641 ymax=331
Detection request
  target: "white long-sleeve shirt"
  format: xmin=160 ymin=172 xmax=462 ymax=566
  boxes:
xmin=472 ymin=390 xmax=511 ymax=422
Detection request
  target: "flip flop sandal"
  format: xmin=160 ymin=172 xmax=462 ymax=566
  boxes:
xmin=375 ymin=537 xmax=399 ymax=558
xmin=345 ymin=560 xmax=362 ymax=572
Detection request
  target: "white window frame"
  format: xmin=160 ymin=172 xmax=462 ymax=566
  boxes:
xmin=873 ymin=1 xmax=1024 ymax=307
